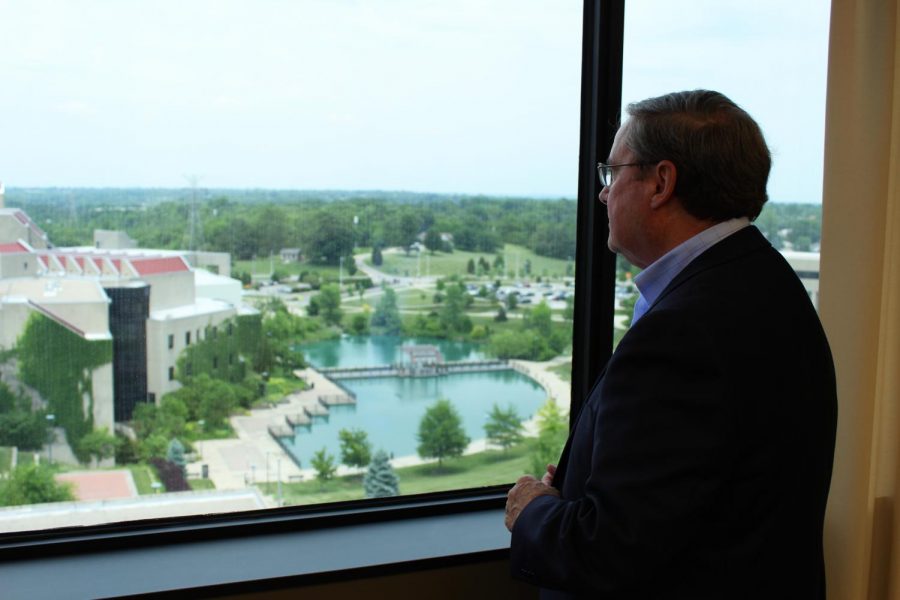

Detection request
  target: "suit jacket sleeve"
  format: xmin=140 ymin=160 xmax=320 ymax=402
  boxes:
xmin=510 ymin=308 xmax=733 ymax=595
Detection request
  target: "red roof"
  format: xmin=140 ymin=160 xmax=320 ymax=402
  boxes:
xmin=130 ymin=256 xmax=190 ymax=276
xmin=38 ymin=255 xmax=49 ymax=267
xmin=0 ymin=241 xmax=28 ymax=254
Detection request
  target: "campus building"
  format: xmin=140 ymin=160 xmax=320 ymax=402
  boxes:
xmin=0 ymin=206 xmax=254 ymax=431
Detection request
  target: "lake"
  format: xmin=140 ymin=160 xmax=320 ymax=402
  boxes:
xmin=285 ymin=336 xmax=547 ymax=464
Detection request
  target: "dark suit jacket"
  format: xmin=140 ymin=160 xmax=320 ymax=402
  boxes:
xmin=511 ymin=226 xmax=837 ymax=599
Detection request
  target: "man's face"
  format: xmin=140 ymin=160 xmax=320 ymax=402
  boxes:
xmin=599 ymin=123 xmax=655 ymax=267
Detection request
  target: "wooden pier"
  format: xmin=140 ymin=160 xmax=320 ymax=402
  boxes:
xmin=319 ymin=359 xmax=511 ymax=380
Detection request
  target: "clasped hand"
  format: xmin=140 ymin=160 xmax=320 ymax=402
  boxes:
xmin=504 ymin=464 xmax=560 ymax=532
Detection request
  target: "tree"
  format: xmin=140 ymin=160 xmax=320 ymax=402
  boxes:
xmin=440 ymin=282 xmax=473 ymax=335
xmin=0 ymin=464 xmax=74 ymax=506
xmin=371 ymin=245 xmax=383 ymax=266
xmin=346 ymin=256 xmax=358 ymax=276
xmin=424 ymin=229 xmax=442 ymax=254
xmin=370 ymin=287 xmax=403 ymax=335
xmin=397 ymin=212 xmax=420 ymax=253
xmin=78 ymin=428 xmax=116 ymax=467
xmin=363 ymin=450 xmax=400 ymax=498
xmin=349 ymin=313 xmax=369 ymax=335
xmin=0 ymin=411 xmax=49 ymax=450
xmin=484 ymin=404 xmax=524 ymax=452
xmin=506 ymin=292 xmax=519 ymax=311
xmin=494 ymin=307 xmax=508 ymax=322
xmin=523 ymin=301 xmax=553 ymax=338
xmin=304 ymin=210 xmax=355 ymax=264
xmin=338 ymin=428 xmax=372 ymax=468
xmin=417 ymin=399 xmax=470 ymax=469
xmin=310 ymin=447 xmax=337 ymax=486
xmin=466 ymin=258 xmax=476 ymax=274
xmin=530 ymin=399 xmax=568 ymax=477
xmin=167 ymin=438 xmax=187 ymax=476
xmin=313 ymin=284 xmax=343 ymax=326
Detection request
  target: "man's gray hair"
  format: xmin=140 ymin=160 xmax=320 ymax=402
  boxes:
xmin=625 ymin=90 xmax=771 ymax=221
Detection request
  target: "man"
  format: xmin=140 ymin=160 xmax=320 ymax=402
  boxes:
xmin=505 ymin=90 xmax=837 ymax=598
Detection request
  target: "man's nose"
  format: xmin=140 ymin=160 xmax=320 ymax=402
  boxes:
xmin=598 ymin=185 xmax=609 ymax=205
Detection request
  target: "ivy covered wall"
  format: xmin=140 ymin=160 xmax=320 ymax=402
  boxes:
xmin=176 ymin=314 xmax=260 ymax=384
xmin=17 ymin=312 xmax=113 ymax=462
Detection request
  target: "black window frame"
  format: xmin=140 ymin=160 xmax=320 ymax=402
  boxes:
xmin=0 ymin=0 xmax=625 ymax=582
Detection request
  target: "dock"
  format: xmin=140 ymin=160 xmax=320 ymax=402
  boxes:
xmin=319 ymin=359 xmax=511 ymax=379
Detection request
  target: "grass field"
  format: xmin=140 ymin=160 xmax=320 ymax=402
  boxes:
xmin=263 ymin=376 xmax=307 ymax=403
xmin=130 ymin=465 xmax=156 ymax=495
xmin=189 ymin=478 xmax=216 ymax=491
xmin=263 ymin=445 xmax=533 ymax=506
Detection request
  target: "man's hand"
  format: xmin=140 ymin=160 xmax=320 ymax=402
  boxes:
xmin=541 ymin=463 xmax=557 ymax=486
xmin=505 ymin=473 xmax=560 ymax=532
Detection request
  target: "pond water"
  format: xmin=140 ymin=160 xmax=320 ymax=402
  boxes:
xmin=286 ymin=336 xmax=547 ymax=465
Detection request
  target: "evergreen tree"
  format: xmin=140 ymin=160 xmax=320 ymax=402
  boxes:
xmin=363 ymin=450 xmax=400 ymax=498
xmin=466 ymin=258 xmax=476 ymax=274
xmin=310 ymin=447 xmax=337 ymax=486
xmin=417 ymin=399 xmax=470 ymax=469
xmin=372 ymin=245 xmax=383 ymax=266
xmin=167 ymin=438 xmax=187 ymax=476
xmin=338 ymin=428 xmax=372 ymax=468
xmin=484 ymin=404 xmax=524 ymax=452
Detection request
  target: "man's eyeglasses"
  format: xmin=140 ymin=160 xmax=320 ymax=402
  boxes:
xmin=597 ymin=162 xmax=651 ymax=187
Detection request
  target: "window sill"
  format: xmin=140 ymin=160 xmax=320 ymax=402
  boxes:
xmin=0 ymin=496 xmax=511 ymax=599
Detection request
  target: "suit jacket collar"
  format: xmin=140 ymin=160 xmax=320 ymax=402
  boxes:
xmin=645 ymin=225 xmax=771 ymax=315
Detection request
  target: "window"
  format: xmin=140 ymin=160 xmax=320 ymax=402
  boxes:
xmin=0 ymin=0 xmax=828 ymax=553
xmin=0 ymin=0 xmax=588 ymax=535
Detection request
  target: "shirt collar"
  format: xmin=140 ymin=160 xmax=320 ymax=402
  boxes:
xmin=633 ymin=217 xmax=750 ymax=308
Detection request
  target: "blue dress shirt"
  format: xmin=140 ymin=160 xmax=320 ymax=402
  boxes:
xmin=631 ymin=218 xmax=750 ymax=325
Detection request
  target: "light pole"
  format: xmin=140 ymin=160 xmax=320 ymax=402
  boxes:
xmin=45 ymin=414 xmax=55 ymax=464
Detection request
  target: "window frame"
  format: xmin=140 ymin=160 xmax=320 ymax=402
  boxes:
xmin=0 ymin=0 xmax=624 ymax=587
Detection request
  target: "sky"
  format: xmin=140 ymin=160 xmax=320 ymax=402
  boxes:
xmin=0 ymin=0 xmax=830 ymax=202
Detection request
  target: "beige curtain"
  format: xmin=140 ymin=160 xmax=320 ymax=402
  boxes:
xmin=819 ymin=0 xmax=900 ymax=598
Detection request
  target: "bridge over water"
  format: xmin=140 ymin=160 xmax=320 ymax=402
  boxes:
xmin=318 ymin=359 xmax=511 ymax=380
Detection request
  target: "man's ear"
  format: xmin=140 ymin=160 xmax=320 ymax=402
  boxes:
xmin=649 ymin=160 xmax=677 ymax=209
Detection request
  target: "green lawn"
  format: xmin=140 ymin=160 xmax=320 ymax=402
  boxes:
xmin=500 ymin=244 xmax=572 ymax=281
xmin=264 ymin=376 xmax=307 ymax=403
xmin=266 ymin=445 xmax=533 ymax=506
xmin=0 ymin=447 xmax=13 ymax=474
xmin=130 ymin=465 xmax=156 ymax=495
xmin=189 ymin=478 xmax=216 ymax=491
